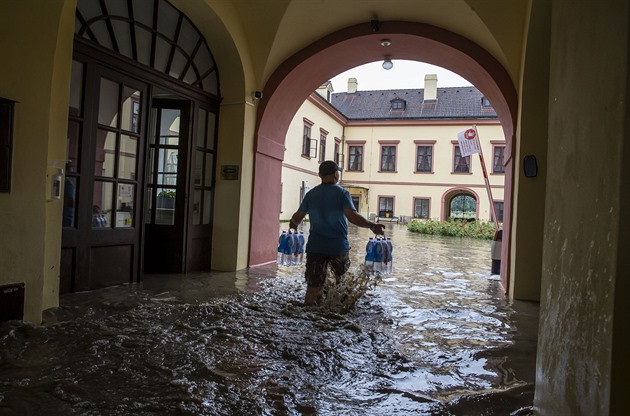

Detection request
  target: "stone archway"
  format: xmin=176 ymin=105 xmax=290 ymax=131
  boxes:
xmin=249 ymin=20 xmax=517 ymax=290
xmin=442 ymin=188 xmax=482 ymax=221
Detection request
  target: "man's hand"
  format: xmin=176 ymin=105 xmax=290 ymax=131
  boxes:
xmin=370 ymin=223 xmax=386 ymax=235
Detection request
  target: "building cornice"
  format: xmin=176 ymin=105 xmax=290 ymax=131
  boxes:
xmin=307 ymin=93 xmax=348 ymax=125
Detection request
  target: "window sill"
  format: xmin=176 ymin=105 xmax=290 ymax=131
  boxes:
xmin=378 ymin=170 xmax=398 ymax=173
xmin=414 ymin=171 xmax=434 ymax=174
xmin=451 ymin=172 xmax=473 ymax=175
xmin=301 ymin=154 xmax=311 ymax=160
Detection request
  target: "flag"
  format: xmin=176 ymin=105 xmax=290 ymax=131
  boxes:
xmin=457 ymin=127 xmax=481 ymax=157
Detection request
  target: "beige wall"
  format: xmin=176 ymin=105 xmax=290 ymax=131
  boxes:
xmin=534 ymin=0 xmax=628 ymax=413
xmin=0 ymin=0 xmax=75 ymax=322
xmin=281 ymin=95 xmax=506 ymax=224
xmin=171 ymin=0 xmax=254 ymax=271
xmin=280 ymin=96 xmax=344 ymax=220
xmin=508 ymin=0 xmax=549 ymax=302
xmin=342 ymin=123 xmax=505 ymax=221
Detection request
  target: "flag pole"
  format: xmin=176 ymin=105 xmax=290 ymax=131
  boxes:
xmin=473 ymin=125 xmax=500 ymax=231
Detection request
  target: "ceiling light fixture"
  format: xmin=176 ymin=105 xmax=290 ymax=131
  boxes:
xmin=380 ymin=39 xmax=392 ymax=47
xmin=382 ymin=56 xmax=393 ymax=70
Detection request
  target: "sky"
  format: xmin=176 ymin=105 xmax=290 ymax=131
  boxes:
xmin=329 ymin=60 xmax=472 ymax=93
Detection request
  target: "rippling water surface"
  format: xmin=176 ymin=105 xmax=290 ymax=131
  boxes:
xmin=0 ymin=224 xmax=537 ymax=415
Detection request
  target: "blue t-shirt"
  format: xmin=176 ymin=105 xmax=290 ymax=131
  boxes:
xmin=298 ymin=183 xmax=356 ymax=255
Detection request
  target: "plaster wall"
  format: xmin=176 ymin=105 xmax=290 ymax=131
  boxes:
xmin=170 ymin=0 xmax=255 ymax=271
xmin=509 ymin=0 xmax=549 ymax=302
xmin=341 ymin=124 xmax=505 ymax=183
xmin=211 ymin=102 xmax=255 ymax=271
xmin=342 ymin=123 xmax=505 ymax=220
xmin=281 ymin=96 xmax=505 ymax=223
xmin=280 ymin=98 xmax=344 ymax=220
xmin=535 ymin=0 xmax=628 ymax=413
xmin=0 ymin=1 xmax=74 ymax=322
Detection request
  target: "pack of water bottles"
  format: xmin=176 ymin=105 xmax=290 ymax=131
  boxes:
xmin=276 ymin=229 xmax=306 ymax=266
xmin=364 ymin=236 xmax=393 ymax=274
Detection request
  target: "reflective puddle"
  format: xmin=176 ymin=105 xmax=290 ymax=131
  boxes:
xmin=0 ymin=224 xmax=537 ymax=415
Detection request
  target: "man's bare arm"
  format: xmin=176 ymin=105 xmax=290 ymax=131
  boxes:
xmin=289 ymin=211 xmax=306 ymax=230
xmin=344 ymin=208 xmax=385 ymax=235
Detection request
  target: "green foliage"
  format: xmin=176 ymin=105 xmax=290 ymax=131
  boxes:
xmin=407 ymin=219 xmax=498 ymax=240
xmin=158 ymin=190 xmax=176 ymax=198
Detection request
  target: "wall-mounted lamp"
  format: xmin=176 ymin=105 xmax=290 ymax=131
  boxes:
xmin=382 ymin=56 xmax=393 ymax=70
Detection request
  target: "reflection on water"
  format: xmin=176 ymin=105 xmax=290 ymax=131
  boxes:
xmin=0 ymin=224 xmax=537 ymax=415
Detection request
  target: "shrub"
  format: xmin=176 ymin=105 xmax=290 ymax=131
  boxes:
xmin=407 ymin=219 xmax=498 ymax=240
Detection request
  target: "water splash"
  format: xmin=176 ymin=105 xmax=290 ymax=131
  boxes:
xmin=317 ymin=265 xmax=383 ymax=312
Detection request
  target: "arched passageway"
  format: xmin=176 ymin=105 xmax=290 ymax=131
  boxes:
xmin=250 ymin=21 xmax=517 ymax=290
xmin=442 ymin=188 xmax=481 ymax=221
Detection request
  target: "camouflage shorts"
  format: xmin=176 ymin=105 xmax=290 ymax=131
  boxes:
xmin=304 ymin=252 xmax=351 ymax=287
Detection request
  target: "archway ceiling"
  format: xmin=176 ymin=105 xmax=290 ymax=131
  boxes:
xmin=257 ymin=21 xmax=517 ymax=156
xmin=226 ymin=0 xmax=527 ymax=88
xmin=175 ymin=1 xmax=527 ymax=108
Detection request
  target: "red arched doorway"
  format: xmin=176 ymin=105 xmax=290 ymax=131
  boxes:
xmin=249 ymin=21 xmax=517 ymax=290
xmin=441 ymin=188 xmax=482 ymax=221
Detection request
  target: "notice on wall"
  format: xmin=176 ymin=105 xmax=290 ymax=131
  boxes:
xmin=221 ymin=165 xmax=239 ymax=180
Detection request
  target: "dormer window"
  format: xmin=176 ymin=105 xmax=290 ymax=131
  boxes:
xmin=391 ymin=98 xmax=406 ymax=110
xmin=481 ymin=97 xmax=493 ymax=108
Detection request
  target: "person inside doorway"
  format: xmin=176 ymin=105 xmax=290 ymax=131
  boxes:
xmin=91 ymin=205 xmax=109 ymax=228
xmin=289 ymin=160 xmax=385 ymax=305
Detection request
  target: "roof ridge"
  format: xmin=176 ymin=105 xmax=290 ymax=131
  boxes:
xmin=331 ymin=85 xmax=476 ymax=95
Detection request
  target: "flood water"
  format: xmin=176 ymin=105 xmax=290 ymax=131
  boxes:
xmin=0 ymin=224 xmax=538 ymax=415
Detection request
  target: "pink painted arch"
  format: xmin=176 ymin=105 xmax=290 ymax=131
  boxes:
xmin=248 ymin=21 xmax=517 ymax=290
xmin=441 ymin=187 xmax=483 ymax=221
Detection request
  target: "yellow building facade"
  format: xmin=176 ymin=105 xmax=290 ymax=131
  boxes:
xmin=281 ymin=79 xmax=505 ymax=226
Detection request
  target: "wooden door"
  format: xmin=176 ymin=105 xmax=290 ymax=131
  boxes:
xmin=61 ymin=60 xmax=147 ymax=291
xmin=185 ymin=106 xmax=217 ymax=272
xmin=143 ymin=99 xmax=191 ymax=273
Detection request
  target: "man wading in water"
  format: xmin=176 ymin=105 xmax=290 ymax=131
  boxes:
xmin=289 ymin=160 xmax=385 ymax=306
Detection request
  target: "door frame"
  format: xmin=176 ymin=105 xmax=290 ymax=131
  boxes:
xmin=61 ymin=41 xmax=221 ymax=293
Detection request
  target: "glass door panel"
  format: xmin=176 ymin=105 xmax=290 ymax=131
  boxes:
xmin=118 ymin=134 xmax=137 ymax=180
xmin=186 ymin=106 xmax=217 ymax=271
xmin=116 ymin=183 xmax=135 ymax=228
xmin=92 ymin=180 xmax=113 ymax=228
xmin=98 ymin=78 xmax=119 ymax=127
xmin=143 ymin=99 xmax=190 ymax=273
xmin=121 ymin=87 xmax=141 ymax=133
xmin=95 ymin=129 xmax=116 ymax=177
xmin=202 ymin=190 xmax=212 ymax=224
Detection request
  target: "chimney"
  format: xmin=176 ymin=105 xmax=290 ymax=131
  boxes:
xmin=348 ymin=77 xmax=358 ymax=93
xmin=424 ymin=74 xmax=438 ymax=101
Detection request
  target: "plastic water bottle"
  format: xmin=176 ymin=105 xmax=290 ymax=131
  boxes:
xmin=277 ymin=231 xmax=287 ymax=265
xmin=374 ymin=237 xmax=385 ymax=273
xmin=291 ymin=231 xmax=300 ymax=265
xmin=386 ymin=237 xmax=393 ymax=274
xmin=283 ymin=231 xmax=295 ymax=266
xmin=297 ymin=231 xmax=305 ymax=265
xmin=365 ymin=237 xmax=375 ymax=272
